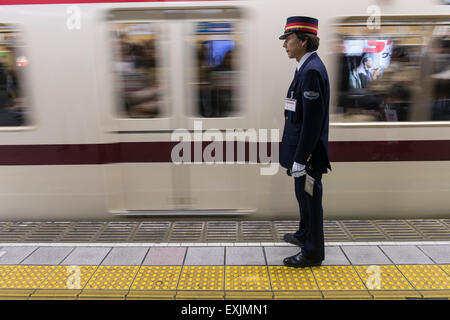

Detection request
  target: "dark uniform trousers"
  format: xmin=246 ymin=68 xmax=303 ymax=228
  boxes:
xmin=279 ymin=52 xmax=331 ymax=262
xmin=294 ymin=172 xmax=324 ymax=261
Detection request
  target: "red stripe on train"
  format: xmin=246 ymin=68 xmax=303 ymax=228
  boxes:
xmin=0 ymin=0 xmax=230 ymax=5
xmin=0 ymin=140 xmax=450 ymax=165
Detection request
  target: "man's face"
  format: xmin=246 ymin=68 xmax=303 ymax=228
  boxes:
xmin=365 ymin=57 xmax=372 ymax=68
xmin=283 ymin=33 xmax=305 ymax=60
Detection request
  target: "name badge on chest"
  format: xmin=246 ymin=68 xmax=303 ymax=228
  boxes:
xmin=284 ymin=98 xmax=296 ymax=112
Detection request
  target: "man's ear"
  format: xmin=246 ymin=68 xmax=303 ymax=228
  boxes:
xmin=301 ymin=38 xmax=307 ymax=49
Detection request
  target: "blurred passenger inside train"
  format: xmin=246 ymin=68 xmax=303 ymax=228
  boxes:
xmin=115 ymin=28 xmax=160 ymax=118
xmin=197 ymin=41 xmax=214 ymax=117
xmin=431 ymin=73 xmax=450 ymax=120
xmin=0 ymin=60 xmax=23 ymax=126
xmin=338 ymin=41 xmax=427 ymax=122
xmin=196 ymin=40 xmax=237 ymax=118
xmin=432 ymin=37 xmax=450 ymax=74
xmin=210 ymin=49 xmax=235 ymax=116
xmin=430 ymin=38 xmax=450 ymax=120
xmin=367 ymin=46 xmax=420 ymax=121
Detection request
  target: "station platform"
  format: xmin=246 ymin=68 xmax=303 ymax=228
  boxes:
xmin=0 ymin=219 xmax=449 ymax=300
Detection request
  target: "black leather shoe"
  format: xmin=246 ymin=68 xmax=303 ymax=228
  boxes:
xmin=283 ymin=233 xmax=304 ymax=247
xmin=283 ymin=252 xmax=322 ymax=268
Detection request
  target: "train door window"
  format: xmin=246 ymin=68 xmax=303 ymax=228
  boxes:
xmin=0 ymin=25 xmax=29 ymax=127
xmin=186 ymin=20 xmax=241 ymax=118
xmin=429 ymin=29 xmax=450 ymax=120
xmin=110 ymin=22 xmax=166 ymax=119
xmin=333 ymin=16 xmax=450 ymax=122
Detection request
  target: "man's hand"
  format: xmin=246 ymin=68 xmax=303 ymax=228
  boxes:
xmin=291 ymin=162 xmax=306 ymax=178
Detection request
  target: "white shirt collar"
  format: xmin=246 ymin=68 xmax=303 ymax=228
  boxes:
xmin=296 ymin=52 xmax=314 ymax=71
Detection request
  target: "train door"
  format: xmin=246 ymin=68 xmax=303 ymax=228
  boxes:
xmin=178 ymin=9 xmax=257 ymax=212
xmin=104 ymin=8 xmax=256 ymax=215
xmin=103 ymin=12 xmax=176 ymax=213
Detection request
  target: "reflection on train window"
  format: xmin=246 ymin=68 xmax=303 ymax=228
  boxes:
xmin=189 ymin=22 xmax=240 ymax=117
xmin=0 ymin=26 xmax=28 ymax=127
xmin=430 ymin=36 xmax=450 ymax=120
xmin=334 ymin=17 xmax=450 ymax=122
xmin=111 ymin=23 xmax=163 ymax=118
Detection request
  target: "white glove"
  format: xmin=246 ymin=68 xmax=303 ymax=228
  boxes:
xmin=291 ymin=162 xmax=306 ymax=178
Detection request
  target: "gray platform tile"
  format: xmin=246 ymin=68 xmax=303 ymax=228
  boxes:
xmin=21 ymin=247 xmax=74 ymax=265
xmin=0 ymin=247 xmax=38 ymax=265
xmin=341 ymin=246 xmax=391 ymax=265
xmin=264 ymin=246 xmax=300 ymax=266
xmin=226 ymin=247 xmax=265 ymax=265
xmin=184 ymin=247 xmax=224 ymax=266
xmin=60 ymin=247 xmax=112 ymax=266
xmin=143 ymin=247 xmax=186 ymax=266
xmin=101 ymin=247 xmax=149 ymax=266
xmin=322 ymin=246 xmax=351 ymax=266
xmin=418 ymin=245 xmax=450 ymax=264
xmin=264 ymin=246 xmax=351 ymax=266
xmin=380 ymin=245 xmax=434 ymax=264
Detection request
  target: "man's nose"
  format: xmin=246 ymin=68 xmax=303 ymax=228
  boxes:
xmin=283 ymin=40 xmax=287 ymax=48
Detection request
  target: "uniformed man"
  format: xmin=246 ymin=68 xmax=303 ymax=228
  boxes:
xmin=278 ymin=16 xmax=331 ymax=267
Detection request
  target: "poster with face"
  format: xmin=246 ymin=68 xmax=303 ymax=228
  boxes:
xmin=343 ymin=39 xmax=393 ymax=88
xmin=344 ymin=39 xmax=393 ymax=72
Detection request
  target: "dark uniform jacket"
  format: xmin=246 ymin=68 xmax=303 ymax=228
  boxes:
xmin=279 ymin=52 xmax=331 ymax=174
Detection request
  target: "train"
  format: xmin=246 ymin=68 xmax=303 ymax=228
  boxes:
xmin=0 ymin=0 xmax=449 ymax=220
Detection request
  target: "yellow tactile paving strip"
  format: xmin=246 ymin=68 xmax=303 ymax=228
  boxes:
xmin=397 ymin=265 xmax=450 ymax=290
xmin=0 ymin=266 xmax=56 ymax=289
xmin=225 ymin=266 xmax=271 ymax=291
xmin=354 ymin=265 xmax=414 ymax=290
xmin=0 ymin=266 xmax=16 ymax=279
xmin=224 ymin=266 xmax=272 ymax=299
xmin=84 ymin=266 xmax=139 ymax=290
xmin=311 ymin=266 xmax=372 ymax=299
xmin=396 ymin=265 xmax=450 ymax=298
xmin=269 ymin=266 xmax=318 ymax=291
xmin=353 ymin=265 xmax=421 ymax=299
xmin=131 ymin=266 xmax=181 ymax=290
xmin=178 ymin=266 xmax=224 ymax=291
xmin=0 ymin=265 xmax=448 ymax=299
xmin=29 ymin=266 xmax=98 ymax=299
xmin=39 ymin=266 xmax=97 ymax=290
xmin=176 ymin=266 xmax=225 ymax=300
xmin=127 ymin=266 xmax=181 ymax=300
xmin=269 ymin=266 xmax=322 ymax=299
xmin=312 ymin=266 xmax=366 ymax=290
xmin=439 ymin=264 xmax=450 ymax=276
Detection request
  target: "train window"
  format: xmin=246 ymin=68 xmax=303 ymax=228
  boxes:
xmin=0 ymin=25 xmax=28 ymax=127
xmin=187 ymin=21 xmax=241 ymax=118
xmin=111 ymin=23 xmax=165 ymax=118
xmin=430 ymin=34 xmax=450 ymax=120
xmin=333 ymin=17 xmax=450 ymax=122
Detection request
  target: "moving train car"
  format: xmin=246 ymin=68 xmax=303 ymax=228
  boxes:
xmin=0 ymin=0 xmax=449 ymax=220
